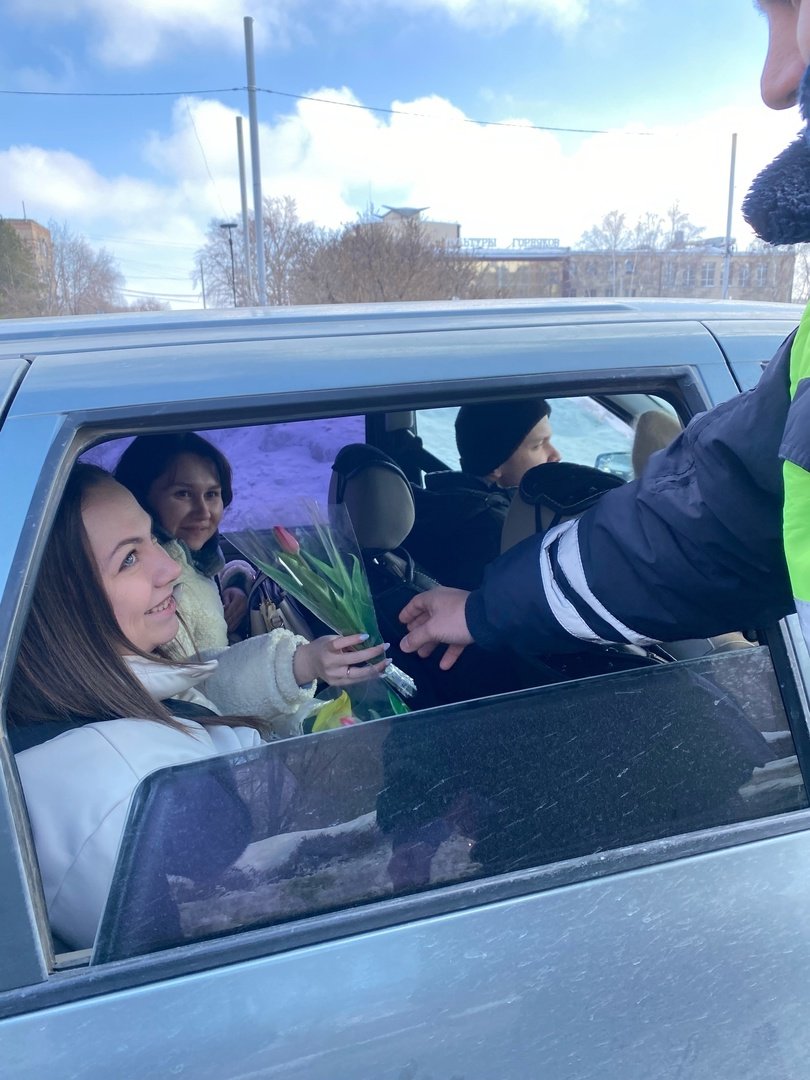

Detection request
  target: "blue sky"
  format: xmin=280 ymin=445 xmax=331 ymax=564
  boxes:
xmin=0 ymin=0 xmax=801 ymax=308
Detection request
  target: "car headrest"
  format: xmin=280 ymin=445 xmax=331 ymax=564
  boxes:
xmin=330 ymin=444 xmax=416 ymax=552
xmin=501 ymin=461 xmax=626 ymax=553
xmin=631 ymin=409 xmax=682 ymax=478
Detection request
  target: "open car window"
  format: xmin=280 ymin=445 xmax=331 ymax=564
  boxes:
xmin=94 ymin=646 xmax=806 ymax=964
xmin=415 ymin=397 xmax=636 ymax=476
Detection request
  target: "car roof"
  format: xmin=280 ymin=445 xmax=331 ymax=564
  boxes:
xmin=1 ymin=297 xmax=801 ymax=423
xmin=0 ymin=297 xmax=802 ymax=355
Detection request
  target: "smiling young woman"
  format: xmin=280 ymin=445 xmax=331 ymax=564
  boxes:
xmin=113 ymin=432 xmax=241 ymax=652
xmin=6 ymin=462 xmax=388 ymax=949
xmin=80 ymin=479 xmax=181 ymax=654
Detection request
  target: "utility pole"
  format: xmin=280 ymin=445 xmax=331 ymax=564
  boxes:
xmin=199 ymin=259 xmax=207 ymax=309
xmin=236 ymin=116 xmax=252 ymax=304
xmin=244 ymin=16 xmax=267 ymax=304
xmin=219 ymin=222 xmax=238 ymax=306
xmin=722 ymin=132 xmax=738 ymax=300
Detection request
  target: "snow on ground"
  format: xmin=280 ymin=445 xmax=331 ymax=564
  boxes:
xmin=84 ymin=415 xmax=365 ymax=530
xmin=175 ymin=815 xmax=479 ymax=939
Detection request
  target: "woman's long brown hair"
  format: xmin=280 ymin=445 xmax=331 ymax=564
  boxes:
xmin=7 ymin=463 xmax=265 ymax=734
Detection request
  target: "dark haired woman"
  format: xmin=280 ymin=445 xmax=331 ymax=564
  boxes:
xmin=113 ymin=431 xmax=253 ymax=654
xmin=8 ymin=465 xmax=386 ymax=949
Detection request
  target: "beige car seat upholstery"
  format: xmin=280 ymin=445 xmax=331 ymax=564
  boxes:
xmin=500 ymin=461 xmax=623 ymax=555
xmin=328 ymin=443 xmax=440 ymax=596
xmin=632 ymin=409 xmax=682 ymax=478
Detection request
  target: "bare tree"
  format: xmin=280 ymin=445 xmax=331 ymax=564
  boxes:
xmin=194 ymin=196 xmax=322 ymax=307
xmin=665 ymin=201 xmax=705 ymax=247
xmin=0 ymin=220 xmax=42 ymax=318
xmin=577 ymin=211 xmax=632 ymax=296
xmin=262 ymin=196 xmax=324 ymax=305
xmin=298 ymin=214 xmax=485 ymax=304
xmin=45 ymin=221 xmax=125 ymax=315
xmin=574 ymin=205 xmax=708 ymax=297
xmin=791 ymin=244 xmax=810 ymax=302
xmin=579 ymin=210 xmax=631 ymax=253
xmin=743 ymin=238 xmax=797 ymax=302
xmin=631 ymin=212 xmax=664 ymax=250
xmin=126 ymin=296 xmax=170 ymax=312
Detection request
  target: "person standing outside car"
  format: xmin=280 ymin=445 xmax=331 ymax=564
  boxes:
xmin=399 ymin=0 xmax=810 ymax=669
xmin=407 ymin=398 xmax=560 ymax=589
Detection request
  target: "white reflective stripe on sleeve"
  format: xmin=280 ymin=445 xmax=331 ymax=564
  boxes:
xmin=796 ymin=598 xmax=810 ymax=656
xmin=538 ymin=521 xmax=603 ymax=644
xmin=540 ymin=519 xmax=658 ymax=647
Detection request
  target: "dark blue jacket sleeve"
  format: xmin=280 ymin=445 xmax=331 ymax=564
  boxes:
xmin=466 ymin=333 xmax=795 ymax=654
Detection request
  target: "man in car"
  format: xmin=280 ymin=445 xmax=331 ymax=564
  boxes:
xmin=399 ymin=0 xmax=810 ymax=670
xmin=407 ymin=398 xmax=560 ymax=589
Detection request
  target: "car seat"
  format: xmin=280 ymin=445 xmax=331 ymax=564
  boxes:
xmin=631 ymin=409 xmax=682 ymax=479
xmin=328 ymin=443 xmax=438 ymax=594
xmin=329 ymin=444 xmax=570 ymax=707
xmin=500 ymin=460 xmax=625 ymax=555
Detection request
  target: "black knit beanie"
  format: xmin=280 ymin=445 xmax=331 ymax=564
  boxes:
xmin=456 ymin=398 xmax=551 ymax=477
xmin=743 ymin=65 xmax=810 ymax=244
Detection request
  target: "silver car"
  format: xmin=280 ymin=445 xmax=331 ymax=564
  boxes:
xmin=1 ymin=297 xmax=808 ymax=1079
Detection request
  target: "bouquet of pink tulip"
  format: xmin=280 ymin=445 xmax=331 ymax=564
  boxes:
xmin=228 ymin=501 xmax=415 ymax=715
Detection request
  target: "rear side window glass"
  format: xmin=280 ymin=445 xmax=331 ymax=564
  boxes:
xmin=83 ymin=416 xmax=365 ymax=526
xmin=416 ymin=398 xmax=633 ymax=474
xmin=94 ymin=646 xmax=806 ymax=963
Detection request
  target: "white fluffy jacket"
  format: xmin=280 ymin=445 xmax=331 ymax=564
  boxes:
xmin=164 ymin=538 xmax=229 ymax=656
xmin=15 ymin=632 xmax=315 ymax=951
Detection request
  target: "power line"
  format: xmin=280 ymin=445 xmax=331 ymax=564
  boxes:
xmin=112 ymin=255 xmax=196 ymax=270
xmin=0 ymin=82 xmax=652 ymax=137
xmin=0 ymin=86 xmax=241 ymax=98
xmin=121 ymin=287 xmax=200 ymax=300
xmin=257 ymin=87 xmax=642 ymax=137
xmin=124 ymin=274 xmax=193 ymax=282
xmin=86 ymin=234 xmax=200 ymax=250
xmin=184 ymin=97 xmax=230 ymax=219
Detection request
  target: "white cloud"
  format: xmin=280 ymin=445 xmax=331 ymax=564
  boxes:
xmin=362 ymin=0 xmax=633 ymax=32
xmin=0 ymin=143 xmax=208 ymax=304
xmin=244 ymin=87 xmax=802 ymax=249
xmin=1 ymin=89 xmax=803 ymax=309
xmin=7 ymin=0 xmax=297 ymax=67
xmin=8 ymin=0 xmax=632 ymax=68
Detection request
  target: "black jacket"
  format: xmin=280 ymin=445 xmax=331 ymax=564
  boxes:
xmin=407 ymin=471 xmax=513 ymax=590
xmin=466 ymin=332 xmax=796 ymax=655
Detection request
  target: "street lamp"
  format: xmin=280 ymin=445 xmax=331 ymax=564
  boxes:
xmin=219 ymin=222 xmax=238 ymax=307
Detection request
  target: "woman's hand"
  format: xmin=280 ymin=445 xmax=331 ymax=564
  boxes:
xmin=222 ymin=587 xmax=248 ymax=633
xmin=292 ymin=633 xmax=389 ymax=686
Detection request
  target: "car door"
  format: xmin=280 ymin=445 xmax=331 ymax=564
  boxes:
xmin=704 ymin=313 xmax=802 ymax=390
xmin=2 ymin=641 xmax=810 ymax=1080
xmin=2 ymin=306 xmax=810 ymax=1078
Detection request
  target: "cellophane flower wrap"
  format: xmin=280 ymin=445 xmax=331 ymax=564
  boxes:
xmin=227 ymin=500 xmax=414 ymax=718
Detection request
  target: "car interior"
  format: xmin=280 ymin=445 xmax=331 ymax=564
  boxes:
xmin=26 ymin=385 xmax=810 ymax=967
